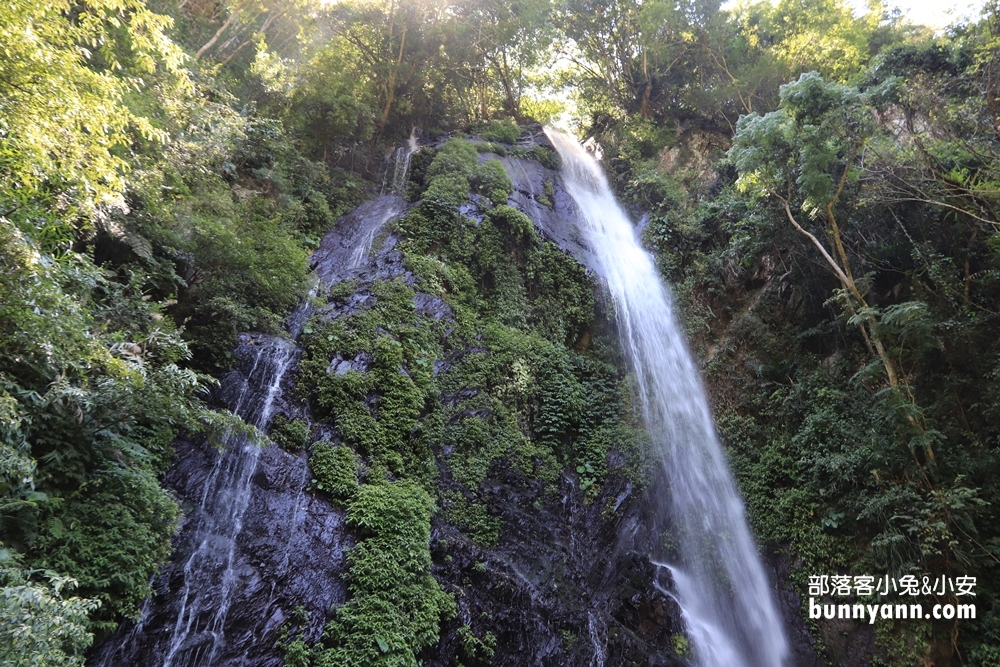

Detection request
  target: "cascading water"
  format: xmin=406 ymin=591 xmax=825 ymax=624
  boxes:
xmin=162 ymin=340 xmax=294 ymax=667
xmin=545 ymin=128 xmax=789 ymax=667
xmin=94 ymin=143 xmax=414 ymax=667
xmin=97 ymin=338 xmax=296 ymax=667
xmin=383 ymin=129 xmax=419 ymax=196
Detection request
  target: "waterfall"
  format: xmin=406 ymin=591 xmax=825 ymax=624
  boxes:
xmin=545 ymin=128 xmax=789 ymax=667
xmin=383 ymin=130 xmax=419 ymax=196
xmin=348 ymin=196 xmax=405 ymax=269
xmin=98 ymin=338 xmax=296 ymax=667
xmin=163 ymin=339 xmax=294 ymax=667
xmin=94 ymin=184 xmax=410 ymax=667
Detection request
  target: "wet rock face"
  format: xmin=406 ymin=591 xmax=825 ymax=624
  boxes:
xmin=763 ymin=546 xmax=858 ymax=667
xmin=90 ymin=338 xmax=350 ymax=667
xmin=426 ymin=468 xmax=684 ymax=667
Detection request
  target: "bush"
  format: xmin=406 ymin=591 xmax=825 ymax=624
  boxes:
xmin=270 ymin=414 xmax=311 ymax=451
xmin=486 ymin=205 xmax=536 ymax=243
xmin=422 ymin=173 xmax=470 ymax=209
xmin=0 ymin=568 xmax=99 ymax=667
xmin=33 ymin=468 xmax=181 ymax=628
xmin=309 ymin=442 xmax=360 ymax=502
xmin=425 ymin=139 xmax=478 ymax=180
xmin=309 ymin=480 xmax=454 ymax=667
xmin=480 ymin=119 xmax=521 ymax=144
xmin=471 ymin=160 xmax=513 ymax=205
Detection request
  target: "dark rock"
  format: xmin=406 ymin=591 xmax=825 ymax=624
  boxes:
xmin=424 ymin=469 xmax=685 ymax=667
xmin=413 ymin=292 xmax=453 ymax=321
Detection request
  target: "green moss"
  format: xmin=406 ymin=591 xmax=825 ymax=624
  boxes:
xmin=327 ymin=279 xmax=359 ymax=303
xmin=511 ymin=145 xmax=560 ymax=170
xmin=474 ymin=141 xmax=507 ymax=157
xmin=411 ymin=138 xmax=482 ymax=212
xmin=308 ymin=480 xmax=455 ymax=667
xmin=526 ymin=242 xmax=594 ymax=345
xmin=486 ymin=205 xmax=534 ymax=243
xmin=459 ymin=502 xmax=502 ymax=547
xmin=297 ymin=279 xmax=443 ymax=479
xmin=538 ymin=179 xmax=554 ymax=208
xmin=290 ymin=141 xmax=646 ymax=664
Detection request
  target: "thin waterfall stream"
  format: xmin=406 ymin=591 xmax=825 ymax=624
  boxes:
xmin=160 ymin=340 xmax=295 ymax=667
xmin=545 ymin=127 xmax=789 ymax=667
xmin=92 ymin=139 xmax=418 ymax=667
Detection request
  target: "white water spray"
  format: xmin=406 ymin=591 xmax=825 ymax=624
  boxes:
xmin=384 ymin=129 xmax=419 ymax=196
xmin=545 ymin=128 xmax=788 ymax=667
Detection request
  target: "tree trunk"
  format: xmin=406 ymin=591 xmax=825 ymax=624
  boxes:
xmin=195 ymin=12 xmax=237 ymax=61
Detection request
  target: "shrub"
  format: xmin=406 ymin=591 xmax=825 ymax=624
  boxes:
xmin=270 ymin=414 xmax=311 ymax=451
xmin=471 ymin=160 xmax=513 ymax=205
xmin=309 ymin=442 xmax=360 ymax=502
xmin=422 ymin=173 xmax=470 ymax=209
xmin=425 ymin=139 xmax=478 ymax=180
xmin=487 ymin=205 xmax=535 ymax=243
xmin=33 ymin=468 xmax=181 ymax=628
xmin=0 ymin=568 xmax=99 ymax=667
xmin=309 ymin=480 xmax=455 ymax=667
xmin=510 ymin=145 xmax=560 ymax=170
xmin=480 ymin=119 xmax=521 ymax=144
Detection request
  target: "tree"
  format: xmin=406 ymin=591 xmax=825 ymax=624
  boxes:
xmin=730 ymin=73 xmax=927 ymax=449
xmin=0 ymin=568 xmax=99 ymax=667
xmin=457 ymin=0 xmax=554 ymax=118
xmin=0 ymin=0 xmax=182 ymax=213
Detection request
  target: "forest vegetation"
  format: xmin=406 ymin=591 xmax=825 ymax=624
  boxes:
xmin=3 ymin=0 xmax=1000 ymax=665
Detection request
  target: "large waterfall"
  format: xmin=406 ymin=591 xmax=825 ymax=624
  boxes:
xmin=545 ymin=128 xmax=789 ymax=667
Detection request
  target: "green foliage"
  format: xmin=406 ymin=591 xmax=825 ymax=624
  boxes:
xmin=0 ymin=220 xmax=249 ymax=629
xmin=414 ymin=139 xmax=487 ymax=211
xmin=5 ymin=0 xmax=965 ymax=661
xmin=474 ymin=141 xmax=508 ymax=157
xmin=471 ymin=160 xmax=513 ymax=205
xmin=423 ymin=173 xmax=471 ymax=209
xmin=309 ymin=443 xmax=360 ymax=502
xmin=479 ymin=118 xmax=522 ymax=144
xmin=0 ymin=0 xmax=330 ymax=648
xmin=298 ymin=278 xmax=440 ymax=479
xmin=270 ymin=415 xmax=311 ymax=452
xmin=426 ymin=140 xmax=479 ymax=181
xmin=133 ymin=111 xmax=324 ymax=369
xmin=0 ymin=568 xmax=99 ymax=667
xmin=456 ymin=623 xmax=497 ymax=664
xmin=510 ymin=145 xmax=561 ymax=170
xmin=307 ymin=480 xmax=455 ymax=667
xmin=0 ymin=0 xmax=183 ymax=212
xmin=32 ymin=469 xmax=181 ymax=629
xmin=288 ymin=39 xmax=377 ymax=150
xmin=730 ymin=72 xmax=865 ymax=209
